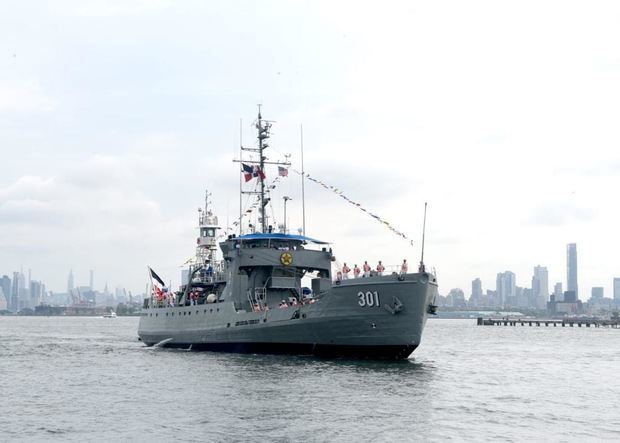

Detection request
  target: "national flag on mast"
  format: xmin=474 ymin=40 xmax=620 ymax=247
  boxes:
xmin=278 ymin=166 xmax=288 ymax=177
xmin=242 ymin=163 xmax=254 ymax=182
xmin=253 ymin=165 xmax=266 ymax=180
xmin=149 ymin=267 xmax=165 ymax=287
xmin=148 ymin=267 xmax=166 ymax=300
xmin=241 ymin=163 xmax=266 ymax=181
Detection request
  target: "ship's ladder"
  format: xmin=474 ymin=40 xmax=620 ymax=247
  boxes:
xmin=247 ymin=287 xmax=267 ymax=311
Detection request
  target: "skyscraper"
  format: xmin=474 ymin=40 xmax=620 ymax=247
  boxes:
xmin=11 ymin=271 xmax=20 ymax=312
xmin=67 ymin=269 xmax=74 ymax=294
xmin=614 ymin=278 xmax=620 ymax=305
xmin=553 ymin=282 xmax=563 ymax=302
xmin=0 ymin=275 xmax=10 ymax=309
xmin=496 ymin=271 xmax=516 ymax=306
xmin=532 ymin=266 xmax=549 ymax=309
xmin=89 ymin=270 xmax=94 ymax=290
xmin=567 ymin=243 xmax=578 ymax=300
xmin=591 ymin=287 xmax=604 ymax=299
xmin=471 ymin=278 xmax=483 ymax=306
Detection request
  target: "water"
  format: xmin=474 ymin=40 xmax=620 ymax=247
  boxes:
xmin=1 ymin=317 xmax=619 ymax=442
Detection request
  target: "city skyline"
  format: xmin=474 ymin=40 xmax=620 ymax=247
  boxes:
xmin=2 ymin=241 xmax=619 ymax=312
xmin=439 ymin=243 xmax=619 ymax=312
xmin=0 ymin=266 xmax=135 ymax=312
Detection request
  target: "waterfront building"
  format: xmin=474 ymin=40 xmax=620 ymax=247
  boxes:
xmin=10 ymin=271 xmax=20 ymax=312
xmin=553 ymin=282 xmax=563 ymax=302
xmin=486 ymin=289 xmax=497 ymax=307
xmin=27 ymin=280 xmax=43 ymax=309
xmin=567 ymin=243 xmax=578 ymax=300
xmin=591 ymin=287 xmax=604 ymax=299
xmin=0 ymin=275 xmax=10 ymax=309
xmin=446 ymin=288 xmax=466 ymax=308
xmin=67 ymin=269 xmax=74 ymax=294
xmin=0 ymin=287 xmax=6 ymax=310
xmin=547 ymin=290 xmax=583 ymax=316
xmin=532 ymin=266 xmax=549 ymax=309
xmin=587 ymin=287 xmax=613 ymax=313
xmin=496 ymin=271 xmax=516 ymax=306
xmin=470 ymin=278 xmax=483 ymax=306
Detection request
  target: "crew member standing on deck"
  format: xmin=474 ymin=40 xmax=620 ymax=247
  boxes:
xmin=400 ymin=259 xmax=408 ymax=274
xmin=376 ymin=261 xmax=385 ymax=276
xmin=363 ymin=261 xmax=371 ymax=277
xmin=342 ymin=263 xmax=350 ymax=279
xmin=353 ymin=264 xmax=361 ymax=278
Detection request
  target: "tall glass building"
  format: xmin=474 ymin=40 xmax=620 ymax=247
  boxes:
xmin=566 ymin=243 xmax=578 ymax=300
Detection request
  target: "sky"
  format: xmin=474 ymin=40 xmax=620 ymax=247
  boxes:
xmin=1 ymin=0 xmax=619 ymax=298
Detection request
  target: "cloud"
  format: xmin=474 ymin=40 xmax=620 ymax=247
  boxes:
xmin=0 ymin=79 xmax=56 ymax=113
xmin=0 ymin=151 xmax=192 ymax=292
xmin=69 ymin=0 xmax=171 ymax=18
xmin=526 ymin=201 xmax=597 ymax=227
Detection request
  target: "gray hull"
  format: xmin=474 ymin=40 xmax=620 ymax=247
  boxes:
xmin=138 ymin=273 xmax=437 ymax=359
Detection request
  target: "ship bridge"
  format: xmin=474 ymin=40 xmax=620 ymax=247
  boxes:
xmin=219 ymin=233 xmax=334 ymax=310
xmin=220 ymin=233 xmax=332 ymax=273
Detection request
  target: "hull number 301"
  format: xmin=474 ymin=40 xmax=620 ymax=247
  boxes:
xmin=358 ymin=291 xmax=380 ymax=307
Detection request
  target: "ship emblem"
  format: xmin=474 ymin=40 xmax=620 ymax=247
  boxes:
xmin=280 ymin=252 xmax=293 ymax=266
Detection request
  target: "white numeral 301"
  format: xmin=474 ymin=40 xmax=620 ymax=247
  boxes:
xmin=358 ymin=291 xmax=380 ymax=307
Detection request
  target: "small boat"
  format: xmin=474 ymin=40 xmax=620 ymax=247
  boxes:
xmin=103 ymin=310 xmax=117 ymax=318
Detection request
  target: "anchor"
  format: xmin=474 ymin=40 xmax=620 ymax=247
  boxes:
xmin=383 ymin=296 xmax=404 ymax=315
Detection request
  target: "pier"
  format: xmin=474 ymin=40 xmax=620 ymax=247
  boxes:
xmin=477 ymin=317 xmax=619 ymax=328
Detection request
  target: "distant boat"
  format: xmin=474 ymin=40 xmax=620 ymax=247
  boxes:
xmin=103 ymin=310 xmax=117 ymax=318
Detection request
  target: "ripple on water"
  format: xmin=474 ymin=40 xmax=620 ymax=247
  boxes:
xmin=1 ymin=317 xmax=620 ymax=441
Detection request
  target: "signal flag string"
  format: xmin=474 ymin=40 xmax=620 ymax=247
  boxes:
xmin=292 ymin=169 xmax=414 ymax=246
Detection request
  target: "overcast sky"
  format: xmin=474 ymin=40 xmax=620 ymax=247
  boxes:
xmin=1 ymin=0 xmax=619 ymax=298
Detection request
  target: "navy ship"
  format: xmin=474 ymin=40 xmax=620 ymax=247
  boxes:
xmin=138 ymin=110 xmax=438 ymax=359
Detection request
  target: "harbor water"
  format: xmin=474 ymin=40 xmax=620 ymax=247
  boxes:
xmin=1 ymin=317 xmax=619 ymax=441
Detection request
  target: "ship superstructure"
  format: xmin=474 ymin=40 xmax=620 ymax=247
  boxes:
xmin=138 ymin=108 xmax=438 ymax=359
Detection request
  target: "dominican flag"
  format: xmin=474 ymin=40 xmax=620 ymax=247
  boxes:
xmin=241 ymin=163 xmax=266 ymax=182
xmin=278 ymin=166 xmax=288 ymax=177
xmin=242 ymin=163 xmax=254 ymax=182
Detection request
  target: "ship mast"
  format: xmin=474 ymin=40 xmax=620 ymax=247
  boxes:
xmin=257 ymin=106 xmax=268 ymax=232
xmin=235 ymin=106 xmax=290 ymax=234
